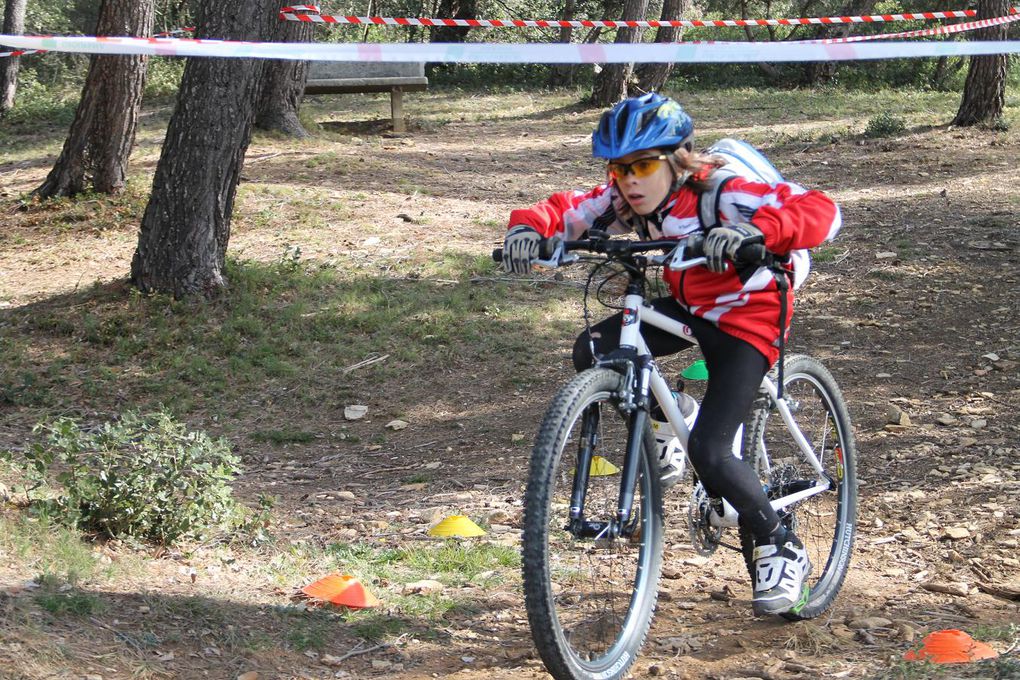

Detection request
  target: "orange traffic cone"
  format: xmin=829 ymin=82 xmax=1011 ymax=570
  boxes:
xmin=903 ymin=629 xmax=998 ymax=664
xmin=302 ymin=573 xmax=380 ymax=609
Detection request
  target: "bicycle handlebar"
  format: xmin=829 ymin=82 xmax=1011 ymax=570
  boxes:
xmin=491 ymin=233 xmax=771 ymax=269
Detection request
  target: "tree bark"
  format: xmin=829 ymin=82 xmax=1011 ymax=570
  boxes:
xmin=429 ymin=0 xmax=477 ymax=43
xmin=801 ymin=0 xmax=876 ymax=84
xmin=33 ymin=0 xmax=154 ymax=198
xmin=590 ymin=0 xmax=650 ymax=106
xmin=131 ymin=0 xmax=278 ymax=298
xmin=255 ymin=15 xmax=314 ymax=137
xmin=953 ymin=0 xmax=1010 ymax=126
xmin=634 ymin=0 xmax=686 ymax=93
xmin=0 ymin=0 xmax=27 ymax=115
xmin=547 ymin=0 xmax=578 ymax=87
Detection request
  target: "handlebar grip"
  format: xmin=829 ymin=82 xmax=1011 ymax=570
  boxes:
xmin=735 ymin=242 xmax=768 ymax=263
xmin=492 ymin=248 xmax=503 ymax=263
xmin=685 ymin=234 xmax=768 ymax=265
xmin=684 ymin=234 xmax=706 ymax=257
xmin=539 ymin=236 xmax=561 ymax=260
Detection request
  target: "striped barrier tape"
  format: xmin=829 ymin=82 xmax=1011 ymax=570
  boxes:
xmin=155 ymin=27 xmax=195 ymax=37
xmin=3 ymin=33 xmax=1020 ymax=62
xmin=0 ymin=48 xmax=40 ymax=57
xmin=279 ymin=9 xmax=982 ymax=29
xmin=796 ymin=11 xmax=1020 ymax=42
xmin=2 ymin=26 xmax=194 ymax=58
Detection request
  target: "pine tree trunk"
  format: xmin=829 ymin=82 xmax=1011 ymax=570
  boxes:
xmin=255 ymin=16 xmax=314 ymax=137
xmin=802 ymin=0 xmax=876 ymax=84
xmin=429 ymin=0 xmax=477 ymax=43
xmin=0 ymin=0 xmax=27 ymax=115
xmin=590 ymin=0 xmax=650 ymax=106
xmin=131 ymin=0 xmax=279 ymax=298
xmin=547 ymin=0 xmax=577 ymax=87
xmin=33 ymin=0 xmax=153 ymax=198
xmin=952 ymin=0 xmax=1010 ymax=126
xmin=634 ymin=0 xmax=686 ymax=93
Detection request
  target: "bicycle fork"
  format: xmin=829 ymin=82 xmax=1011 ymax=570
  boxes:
xmin=569 ymin=288 xmax=654 ymax=541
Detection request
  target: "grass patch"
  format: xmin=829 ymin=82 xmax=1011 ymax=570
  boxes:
xmin=969 ymin=623 xmax=1019 ymax=642
xmin=327 ymin=540 xmax=520 ymax=587
xmin=0 ymin=514 xmax=111 ymax=585
xmin=865 ymin=112 xmax=908 ymax=138
xmin=0 ymin=249 xmax=572 ymax=432
xmin=250 ymin=429 xmax=318 ymax=445
xmin=396 ymin=542 xmax=520 ymax=584
xmin=34 ymin=588 xmax=104 ymax=617
xmin=811 ymin=244 xmax=845 ymax=264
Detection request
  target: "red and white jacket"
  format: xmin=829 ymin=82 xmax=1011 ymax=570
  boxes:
xmin=507 ymin=176 xmax=841 ymax=365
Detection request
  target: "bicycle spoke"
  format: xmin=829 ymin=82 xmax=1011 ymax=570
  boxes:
xmin=743 ymin=356 xmax=857 ymax=620
xmin=523 ymin=369 xmax=663 ymax=679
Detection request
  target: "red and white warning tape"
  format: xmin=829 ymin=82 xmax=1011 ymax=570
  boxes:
xmin=0 ymin=48 xmax=40 ymax=57
xmin=279 ymin=8 xmax=981 ymax=29
xmin=5 ymin=33 xmax=1020 ymax=63
xmin=1 ymin=26 xmax=193 ymax=58
xmin=797 ymin=11 xmax=1020 ymax=42
xmin=155 ymin=27 xmax=195 ymax=37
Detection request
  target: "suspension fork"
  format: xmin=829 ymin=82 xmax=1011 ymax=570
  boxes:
xmin=616 ymin=356 xmax=652 ymax=534
xmin=568 ymin=404 xmax=600 ymax=524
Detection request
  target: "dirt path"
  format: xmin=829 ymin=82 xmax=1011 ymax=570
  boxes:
xmin=1 ymin=89 xmax=1018 ymax=679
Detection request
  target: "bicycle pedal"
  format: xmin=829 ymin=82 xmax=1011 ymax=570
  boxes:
xmin=789 ymin=584 xmax=810 ymax=614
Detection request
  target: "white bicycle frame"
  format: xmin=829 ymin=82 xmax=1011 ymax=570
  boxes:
xmin=615 ymin=253 xmax=832 ymax=528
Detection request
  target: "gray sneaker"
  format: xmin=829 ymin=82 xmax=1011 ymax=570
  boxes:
xmin=752 ymin=532 xmax=812 ymax=615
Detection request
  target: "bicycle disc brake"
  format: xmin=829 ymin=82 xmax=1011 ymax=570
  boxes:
xmin=688 ymin=483 xmax=723 ymax=556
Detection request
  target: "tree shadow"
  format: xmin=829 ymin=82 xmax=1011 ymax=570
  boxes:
xmin=0 ymin=582 xmax=539 ymax=678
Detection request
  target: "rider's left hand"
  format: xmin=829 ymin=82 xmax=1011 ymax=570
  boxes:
xmin=704 ymin=223 xmax=764 ymax=273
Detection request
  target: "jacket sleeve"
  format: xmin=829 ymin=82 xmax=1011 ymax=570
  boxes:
xmin=507 ymin=184 xmax=623 ymax=239
xmin=722 ymin=177 xmax=842 ymax=255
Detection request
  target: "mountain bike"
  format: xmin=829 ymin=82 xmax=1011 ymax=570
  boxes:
xmin=493 ymin=233 xmax=857 ymax=680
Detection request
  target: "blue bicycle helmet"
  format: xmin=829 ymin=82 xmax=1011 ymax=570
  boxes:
xmin=591 ymin=93 xmax=694 ymax=160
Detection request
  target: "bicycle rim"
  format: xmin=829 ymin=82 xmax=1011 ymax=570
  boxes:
xmin=523 ymin=369 xmax=663 ymax=680
xmin=744 ymin=355 xmax=858 ymax=620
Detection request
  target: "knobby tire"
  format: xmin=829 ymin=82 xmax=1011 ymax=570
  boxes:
xmin=740 ymin=354 xmax=858 ymax=620
xmin=522 ymin=368 xmax=664 ymax=680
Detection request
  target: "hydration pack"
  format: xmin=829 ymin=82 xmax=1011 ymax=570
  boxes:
xmin=697 ymin=138 xmax=810 ymax=290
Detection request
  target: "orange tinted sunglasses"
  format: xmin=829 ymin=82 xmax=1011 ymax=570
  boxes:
xmin=606 ymin=154 xmax=670 ymax=181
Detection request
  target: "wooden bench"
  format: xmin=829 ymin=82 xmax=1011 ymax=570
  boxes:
xmin=304 ymin=62 xmax=428 ymax=133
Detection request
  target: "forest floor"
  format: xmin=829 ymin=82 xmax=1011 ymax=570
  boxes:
xmin=1 ymin=86 xmax=1019 ymax=680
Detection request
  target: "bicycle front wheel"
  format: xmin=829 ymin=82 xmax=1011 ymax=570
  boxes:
xmin=741 ymin=354 xmax=858 ymax=620
xmin=522 ymin=368 xmax=663 ymax=680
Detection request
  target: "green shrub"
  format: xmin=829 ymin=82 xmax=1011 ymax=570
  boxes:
xmin=144 ymin=58 xmax=186 ymax=100
xmin=864 ymin=112 xmax=907 ymax=138
xmin=20 ymin=410 xmax=241 ymax=544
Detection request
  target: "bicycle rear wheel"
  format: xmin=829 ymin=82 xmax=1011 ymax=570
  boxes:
xmin=741 ymin=354 xmax=857 ymax=620
xmin=522 ymin=368 xmax=663 ymax=680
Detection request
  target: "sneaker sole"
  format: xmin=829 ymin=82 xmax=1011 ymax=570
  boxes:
xmin=753 ymin=584 xmax=810 ymax=616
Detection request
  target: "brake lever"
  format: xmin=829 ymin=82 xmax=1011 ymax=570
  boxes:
xmin=534 ymin=239 xmax=578 ymax=268
xmin=667 ymin=240 xmax=708 ymax=271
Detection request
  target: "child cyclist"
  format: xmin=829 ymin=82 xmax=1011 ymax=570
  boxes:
xmin=502 ymin=92 xmax=841 ymax=616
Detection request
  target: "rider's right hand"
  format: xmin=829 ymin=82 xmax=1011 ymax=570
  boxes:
xmin=504 ymin=225 xmax=542 ymax=274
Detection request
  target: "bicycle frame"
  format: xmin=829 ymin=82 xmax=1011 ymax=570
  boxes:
xmin=596 ymin=286 xmax=832 ymax=533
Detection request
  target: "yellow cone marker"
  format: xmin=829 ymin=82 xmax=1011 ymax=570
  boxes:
xmin=589 ymin=456 xmax=620 ymax=476
xmin=428 ymin=515 xmax=486 ymax=538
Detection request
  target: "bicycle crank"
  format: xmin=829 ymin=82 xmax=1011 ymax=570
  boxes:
xmin=688 ymin=483 xmax=723 ymax=556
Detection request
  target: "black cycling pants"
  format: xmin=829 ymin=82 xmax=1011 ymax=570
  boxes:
xmin=572 ymin=296 xmax=782 ymax=543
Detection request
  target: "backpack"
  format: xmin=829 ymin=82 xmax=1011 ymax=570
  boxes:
xmin=696 ymin=138 xmax=811 ymax=290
